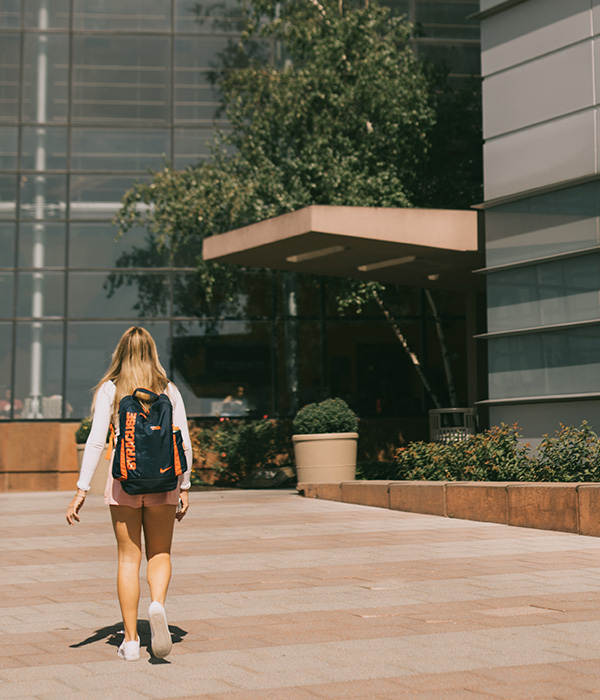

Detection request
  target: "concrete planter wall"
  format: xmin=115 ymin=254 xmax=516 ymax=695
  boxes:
xmin=297 ymin=480 xmax=600 ymax=537
xmin=293 ymin=432 xmax=358 ymax=483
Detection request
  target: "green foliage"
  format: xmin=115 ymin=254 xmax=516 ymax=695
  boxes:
xmin=75 ymin=417 xmax=92 ymax=444
xmin=293 ymin=398 xmax=358 ymax=435
xmin=533 ymin=423 xmax=600 ymax=482
xmin=190 ymin=418 xmax=292 ymax=485
xmin=383 ymin=422 xmax=600 ymax=483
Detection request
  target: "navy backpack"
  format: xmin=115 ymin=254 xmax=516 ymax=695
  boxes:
xmin=112 ymin=387 xmax=187 ymax=495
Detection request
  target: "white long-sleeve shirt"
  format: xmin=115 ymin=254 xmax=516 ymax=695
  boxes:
xmin=77 ymin=380 xmax=193 ymax=491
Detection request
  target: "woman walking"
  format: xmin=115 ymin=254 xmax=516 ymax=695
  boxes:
xmin=66 ymin=326 xmax=192 ymax=661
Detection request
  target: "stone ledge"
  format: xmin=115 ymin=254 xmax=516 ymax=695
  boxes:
xmin=297 ymin=481 xmax=600 ymax=537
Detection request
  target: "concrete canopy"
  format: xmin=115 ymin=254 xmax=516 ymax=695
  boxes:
xmin=202 ymin=205 xmax=483 ymax=289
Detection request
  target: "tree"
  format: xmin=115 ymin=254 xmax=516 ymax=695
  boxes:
xmin=114 ymin=0 xmax=481 ymax=407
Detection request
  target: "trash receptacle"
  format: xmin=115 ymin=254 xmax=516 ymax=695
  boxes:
xmin=429 ymin=408 xmax=477 ymax=443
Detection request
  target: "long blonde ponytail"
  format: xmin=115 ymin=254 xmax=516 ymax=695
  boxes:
xmin=92 ymin=326 xmax=169 ymax=418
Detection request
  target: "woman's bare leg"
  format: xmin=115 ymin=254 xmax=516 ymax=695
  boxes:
xmin=110 ymin=505 xmax=143 ymax=641
xmin=142 ymin=504 xmax=177 ymax=603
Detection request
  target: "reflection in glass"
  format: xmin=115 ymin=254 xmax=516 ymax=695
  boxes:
xmin=489 ymin=327 xmax=600 ymax=399
xmin=487 ymin=256 xmax=600 ymax=333
xmin=25 ymin=0 xmax=70 ymax=28
xmin=171 ymin=320 xmax=272 ymax=417
xmin=173 ymin=269 xmax=272 ymax=318
xmin=14 ymin=321 xmax=64 ymax=418
xmin=72 ymin=35 xmax=170 ymax=123
xmin=22 ymin=34 xmax=69 ymax=123
xmin=174 ymin=128 xmax=221 ymax=168
xmin=486 ymin=182 xmax=599 ymax=267
xmin=18 ymin=223 xmax=66 ymax=267
xmin=71 ymin=128 xmax=170 ymax=171
xmin=0 ymin=223 xmax=15 ymax=266
xmin=0 ymin=174 xmax=16 ymax=219
xmin=0 ymin=274 xmax=14 ymax=318
xmin=415 ymin=1 xmax=480 ymax=41
xmin=0 ymin=322 xmax=13 ymax=419
xmin=0 ymin=34 xmax=20 ymax=121
xmin=175 ymin=37 xmax=232 ymax=123
xmin=21 ymin=127 xmax=68 ymax=170
xmin=69 ymin=223 xmax=169 ymax=268
xmin=0 ymin=2 xmax=21 ymax=28
xmin=0 ymin=127 xmax=18 ymax=169
xmin=19 ymin=174 xmax=67 ymax=219
xmin=68 ymin=271 xmax=170 ymax=318
xmin=17 ymin=271 xmax=65 ymax=317
xmin=66 ymin=321 xmax=170 ymax=417
xmin=73 ymin=0 xmax=170 ymax=31
xmin=69 ymin=175 xmax=143 ymax=219
xmin=175 ymin=0 xmax=246 ymax=33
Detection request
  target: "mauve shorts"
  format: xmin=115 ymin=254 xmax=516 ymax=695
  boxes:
xmin=104 ymin=450 xmax=181 ymax=507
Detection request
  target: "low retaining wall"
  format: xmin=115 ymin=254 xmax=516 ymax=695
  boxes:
xmin=0 ymin=422 xmax=79 ymax=492
xmin=297 ymin=480 xmax=600 ymax=537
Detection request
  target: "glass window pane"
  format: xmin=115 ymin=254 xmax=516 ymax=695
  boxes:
xmin=65 ymin=321 xmax=170 ymax=419
xmin=0 ymin=322 xmax=14 ymax=419
xmin=0 ymin=2 xmax=21 ymax=28
xmin=486 ymin=182 xmax=599 ymax=267
xmin=73 ymin=0 xmax=170 ymax=31
xmin=69 ymin=175 xmax=144 ymax=220
xmin=68 ymin=271 xmax=170 ymax=318
xmin=21 ymin=126 xmax=67 ymax=170
xmin=174 ymin=128 xmax=220 ymax=168
xmin=415 ymin=1 xmax=480 ymax=41
xmin=0 ymin=34 xmax=20 ymax=121
xmin=488 ymin=327 xmax=600 ymax=399
xmin=173 ymin=269 xmax=272 ymax=318
xmin=0 ymin=222 xmax=16 ymax=266
xmin=69 ymin=223 xmax=169 ymax=268
xmin=71 ymin=128 xmax=170 ymax=171
xmin=24 ymin=0 xmax=70 ymax=28
xmin=0 ymin=127 xmax=17 ymax=169
xmin=14 ymin=321 xmax=65 ymax=418
xmin=72 ymin=36 xmax=170 ymax=124
xmin=22 ymin=34 xmax=69 ymax=123
xmin=171 ymin=320 xmax=272 ymax=417
xmin=175 ymin=38 xmax=230 ymax=123
xmin=0 ymin=174 xmax=17 ymax=219
xmin=0 ymin=273 xmax=14 ymax=317
xmin=19 ymin=174 xmax=67 ymax=219
xmin=174 ymin=0 xmax=246 ymax=33
xmin=487 ymin=256 xmax=600 ymax=333
xmin=18 ymin=223 xmax=66 ymax=267
xmin=17 ymin=271 xmax=65 ymax=317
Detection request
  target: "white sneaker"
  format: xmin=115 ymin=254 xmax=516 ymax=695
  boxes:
xmin=148 ymin=601 xmax=172 ymax=658
xmin=117 ymin=637 xmax=140 ymax=661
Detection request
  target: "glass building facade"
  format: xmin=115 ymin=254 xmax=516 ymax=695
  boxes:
xmin=0 ymin=0 xmax=479 ymax=424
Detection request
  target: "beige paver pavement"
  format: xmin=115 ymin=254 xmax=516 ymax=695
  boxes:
xmin=1 ymin=488 xmax=600 ymax=699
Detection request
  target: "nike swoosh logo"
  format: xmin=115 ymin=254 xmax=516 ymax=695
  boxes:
xmin=160 ymin=466 xmax=173 ymax=473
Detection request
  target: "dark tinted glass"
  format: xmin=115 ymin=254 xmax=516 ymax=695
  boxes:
xmin=69 ymin=223 xmax=169 ymax=268
xmin=22 ymin=34 xmax=69 ymax=123
xmin=18 ymin=223 xmax=66 ymax=267
xmin=17 ymin=271 xmax=65 ymax=317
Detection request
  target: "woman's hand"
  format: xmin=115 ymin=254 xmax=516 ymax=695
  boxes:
xmin=176 ymin=490 xmax=189 ymax=522
xmin=66 ymin=489 xmax=87 ymax=525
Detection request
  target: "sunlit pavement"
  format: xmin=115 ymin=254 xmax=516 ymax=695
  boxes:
xmin=2 ymin=488 xmax=600 ymax=699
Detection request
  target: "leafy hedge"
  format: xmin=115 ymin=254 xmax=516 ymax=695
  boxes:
xmin=358 ymin=422 xmax=600 ymax=482
xmin=189 ymin=418 xmax=293 ymax=486
xmin=293 ymin=398 xmax=358 ymax=435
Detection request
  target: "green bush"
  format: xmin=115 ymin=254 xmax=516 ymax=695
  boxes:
xmin=190 ymin=418 xmax=293 ymax=486
xmin=75 ymin=417 xmax=92 ymax=444
xmin=293 ymin=398 xmax=358 ymax=435
xmin=532 ymin=422 xmax=600 ymax=482
xmin=384 ymin=422 xmax=600 ymax=483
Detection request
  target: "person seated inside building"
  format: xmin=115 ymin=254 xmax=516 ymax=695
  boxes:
xmin=220 ymin=386 xmax=249 ymax=417
xmin=0 ymin=389 xmax=23 ymax=419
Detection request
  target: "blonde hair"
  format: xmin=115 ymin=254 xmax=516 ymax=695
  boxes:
xmin=92 ymin=326 xmax=169 ymax=418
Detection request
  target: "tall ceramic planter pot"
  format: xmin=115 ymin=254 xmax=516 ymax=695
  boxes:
xmin=293 ymin=432 xmax=358 ymax=483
